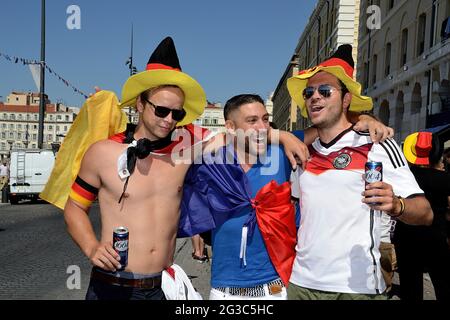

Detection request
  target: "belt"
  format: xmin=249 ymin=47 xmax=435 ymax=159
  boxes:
xmin=214 ymin=278 xmax=284 ymax=297
xmin=91 ymin=269 xmax=162 ymax=289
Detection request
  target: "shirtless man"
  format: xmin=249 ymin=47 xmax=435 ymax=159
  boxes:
xmin=63 ymin=37 xmax=213 ymax=300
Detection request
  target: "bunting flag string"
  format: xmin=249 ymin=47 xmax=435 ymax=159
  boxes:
xmin=0 ymin=51 xmax=89 ymax=99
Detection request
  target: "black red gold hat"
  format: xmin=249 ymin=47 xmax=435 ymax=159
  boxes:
xmin=403 ymin=132 xmax=442 ymax=165
xmin=120 ymin=37 xmax=206 ymax=126
xmin=287 ymin=44 xmax=373 ymax=118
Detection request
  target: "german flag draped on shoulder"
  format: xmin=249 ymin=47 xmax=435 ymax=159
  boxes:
xmin=40 ymin=90 xmax=210 ymax=210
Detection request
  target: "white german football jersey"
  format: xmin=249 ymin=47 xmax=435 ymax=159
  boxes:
xmin=290 ymin=128 xmax=423 ymax=294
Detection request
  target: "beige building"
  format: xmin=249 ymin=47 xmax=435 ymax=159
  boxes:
xmin=0 ymin=92 xmax=78 ymax=160
xmin=193 ymin=102 xmax=225 ymax=133
xmin=5 ymin=92 xmax=50 ymax=106
xmin=357 ymin=0 xmax=450 ymax=142
xmin=272 ymin=0 xmax=361 ymax=130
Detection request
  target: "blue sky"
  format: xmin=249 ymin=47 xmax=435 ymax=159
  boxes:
xmin=0 ymin=0 xmax=316 ymax=108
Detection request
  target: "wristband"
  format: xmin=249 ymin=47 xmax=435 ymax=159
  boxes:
xmin=391 ymin=196 xmax=405 ymax=218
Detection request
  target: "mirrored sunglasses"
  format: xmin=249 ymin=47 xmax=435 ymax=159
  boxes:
xmin=302 ymin=84 xmax=341 ymax=100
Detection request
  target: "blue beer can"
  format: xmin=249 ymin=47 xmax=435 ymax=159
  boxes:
xmin=113 ymin=227 xmax=129 ymax=271
xmin=365 ymin=161 xmax=383 ymax=204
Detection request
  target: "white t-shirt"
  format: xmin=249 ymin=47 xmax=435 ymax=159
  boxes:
xmin=290 ymin=128 xmax=423 ymax=294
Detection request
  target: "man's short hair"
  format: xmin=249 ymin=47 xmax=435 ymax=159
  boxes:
xmin=224 ymin=94 xmax=265 ymax=120
xmin=139 ymin=85 xmax=183 ymax=102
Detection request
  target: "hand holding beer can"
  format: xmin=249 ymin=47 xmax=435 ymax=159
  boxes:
xmin=365 ymin=162 xmax=383 ymax=205
xmin=113 ymin=227 xmax=129 ymax=271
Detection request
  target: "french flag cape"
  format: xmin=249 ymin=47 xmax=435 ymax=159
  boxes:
xmin=178 ymin=146 xmax=297 ymax=285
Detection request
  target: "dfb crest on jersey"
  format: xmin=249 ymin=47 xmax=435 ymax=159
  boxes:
xmin=333 ymin=153 xmax=352 ymax=169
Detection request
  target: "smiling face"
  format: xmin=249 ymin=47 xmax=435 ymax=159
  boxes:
xmin=135 ymin=86 xmax=185 ymax=140
xmin=305 ymin=72 xmax=351 ymax=129
xmin=225 ymin=101 xmax=270 ymax=156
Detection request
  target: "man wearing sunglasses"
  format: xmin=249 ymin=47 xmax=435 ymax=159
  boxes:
xmin=41 ymin=37 xmax=229 ymax=300
xmin=286 ymin=44 xmax=433 ymax=300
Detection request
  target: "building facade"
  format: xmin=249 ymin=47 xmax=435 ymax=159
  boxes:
xmin=272 ymin=0 xmax=361 ymax=130
xmin=0 ymin=92 xmax=78 ymax=160
xmin=193 ymin=102 xmax=225 ymax=133
xmin=357 ymin=0 xmax=450 ymax=142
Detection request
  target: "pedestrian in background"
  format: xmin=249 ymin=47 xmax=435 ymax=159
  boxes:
xmin=393 ymin=132 xmax=450 ymax=301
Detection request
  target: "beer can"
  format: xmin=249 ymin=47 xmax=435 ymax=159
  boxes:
xmin=365 ymin=162 xmax=383 ymax=204
xmin=113 ymin=227 xmax=129 ymax=271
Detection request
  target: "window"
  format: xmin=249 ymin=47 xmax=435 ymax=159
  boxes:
xmin=34 ymin=115 xmax=38 ymax=121
xmin=57 ymin=115 xmax=62 ymax=120
xmin=65 ymin=115 xmax=70 ymax=121
xmin=9 ymin=124 xmax=14 ymax=129
xmin=33 ymin=125 xmax=37 ymax=130
xmin=48 ymin=134 xmax=53 ymax=141
xmin=33 ymin=134 xmax=37 ymax=140
xmin=400 ymin=29 xmax=408 ymax=66
xmin=10 ymin=114 xmax=15 ymax=120
xmin=49 ymin=115 xmax=54 ymax=121
xmin=2 ymin=113 xmax=6 ymax=119
xmin=371 ymin=55 xmax=378 ymax=85
xmin=385 ymin=43 xmax=392 ymax=76
xmin=389 ymin=0 xmax=394 ymax=10
xmin=417 ymin=14 xmax=426 ymax=56
xmin=18 ymin=133 xmax=22 ymax=139
xmin=1 ymin=133 xmax=5 ymax=139
xmin=18 ymin=124 xmax=22 ymax=130
xmin=363 ymin=62 xmax=369 ymax=91
xmin=2 ymin=124 xmax=6 ymax=128
xmin=49 ymin=125 xmax=53 ymax=130
xmin=1 ymin=143 xmax=5 ymax=150
xmin=9 ymin=132 xmax=14 ymax=139
xmin=64 ymin=126 xmax=68 ymax=131
xmin=18 ymin=114 xmax=23 ymax=120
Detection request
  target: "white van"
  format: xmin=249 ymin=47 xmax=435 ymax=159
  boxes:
xmin=8 ymin=149 xmax=55 ymax=204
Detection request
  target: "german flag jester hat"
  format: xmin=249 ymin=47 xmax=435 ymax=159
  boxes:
xmin=287 ymin=44 xmax=373 ymax=118
xmin=120 ymin=37 xmax=206 ymax=126
xmin=403 ymin=131 xmax=442 ymax=166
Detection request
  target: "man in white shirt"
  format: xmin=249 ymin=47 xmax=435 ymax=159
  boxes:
xmin=287 ymin=45 xmax=433 ymax=300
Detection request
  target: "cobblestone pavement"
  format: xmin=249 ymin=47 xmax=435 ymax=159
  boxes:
xmin=0 ymin=202 xmax=211 ymax=300
xmin=0 ymin=202 xmax=436 ymax=300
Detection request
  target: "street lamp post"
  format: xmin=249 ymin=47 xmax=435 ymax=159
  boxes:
xmin=38 ymin=0 xmax=46 ymax=149
xmin=126 ymin=24 xmax=137 ymax=123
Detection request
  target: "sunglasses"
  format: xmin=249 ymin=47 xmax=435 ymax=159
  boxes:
xmin=144 ymin=98 xmax=186 ymax=122
xmin=302 ymin=84 xmax=341 ymax=100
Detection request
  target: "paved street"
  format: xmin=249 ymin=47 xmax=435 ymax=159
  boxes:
xmin=0 ymin=202 xmax=436 ymax=300
xmin=0 ymin=202 xmax=211 ymax=300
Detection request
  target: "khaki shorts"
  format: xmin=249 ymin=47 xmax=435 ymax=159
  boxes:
xmin=287 ymin=283 xmax=387 ymax=300
xmin=379 ymin=241 xmax=397 ymax=292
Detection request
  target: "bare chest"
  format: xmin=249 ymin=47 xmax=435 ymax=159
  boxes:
xmin=99 ymin=154 xmax=189 ymax=202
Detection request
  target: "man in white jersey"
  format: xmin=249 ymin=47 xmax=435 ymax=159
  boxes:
xmin=287 ymin=45 xmax=433 ymax=300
